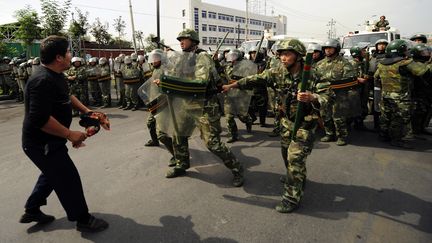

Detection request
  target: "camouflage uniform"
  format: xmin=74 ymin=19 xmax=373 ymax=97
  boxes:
xmin=114 ymin=57 xmax=126 ymax=108
xmin=350 ymin=57 xmax=369 ymax=125
xmin=65 ymin=64 xmax=87 ymax=106
xmin=224 ymin=63 xmax=253 ymax=141
xmin=374 ymin=40 xmax=430 ymax=146
xmin=98 ymin=63 xmax=112 ymax=108
xmin=120 ymin=59 xmax=142 ymax=110
xmin=315 ymin=52 xmax=357 ymax=145
xmin=0 ymin=58 xmax=14 ymax=96
xmin=167 ymin=29 xmax=243 ymax=186
xmin=17 ymin=62 xmax=28 ymax=99
xmin=248 ymin=57 xmax=268 ymax=127
xmin=86 ymin=61 xmax=102 ymax=106
xmin=237 ymin=39 xmax=331 ymax=210
xmin=266 ymin=56 xmax=283 ymax=136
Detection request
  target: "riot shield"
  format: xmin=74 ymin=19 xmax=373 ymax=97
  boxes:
xmin=138 ymin=77 xmax=160 ymax=104
xmin=224 ymin=59 xmax=256 ymax=116
xmin=155 ymin=52 xmax=207 ymax=137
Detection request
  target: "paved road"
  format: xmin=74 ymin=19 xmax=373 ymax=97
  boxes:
xmin=0 ymin=99 xmax=431 ymax=243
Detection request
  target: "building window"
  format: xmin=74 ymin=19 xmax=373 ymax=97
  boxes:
xmin=235 ymin=16 xmax=245 ymax=23
xmin=182 ymin=9 xmax=186 ymax=17
xmin=208 ymin=11 xmax=217 ymax=19
xmin=183 ymin=23 xmax=186 ymax=29
xmin=202 ymin=24 xmax=207 ymax=31
xmin=209 ymin=25 xmax=217 ymax=32
xmin=194 ymin=8 xmax=199 ymax=32
xmin=249 ymin=19 xmax=262 ymax=26
xmin=202 ymin=10 xmax=207 ymax=18
xmin=202 ymin=37 xmax=208 ymax=45
xmin=274 ymin=23 xmax=276 ymax=28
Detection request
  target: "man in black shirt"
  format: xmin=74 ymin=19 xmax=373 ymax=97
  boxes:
xmin=20 ymin=36 xmax=108 ymax=233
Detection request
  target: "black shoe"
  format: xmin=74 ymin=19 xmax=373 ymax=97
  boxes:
xmin=320 ymin=135 xmax=336 ymax=142
xmin=145 ymin=140 xmax=160 ymax=147
xmin=279 ymin=175 xmax=286 ymax=184
xmin=19 ymin=211 xmax=55 ymax=224
xmin=275 ymin=200 xmax=298 ymax=213
xmin=165 ymin=167 xmax=186 ymax=178
xmin=168 ymin=157 xmax=177 ymax=167
xmin=76 ymin=215 xmax=109 ymax=233
xmin=123 ymin=104 xmax=133 ymax=110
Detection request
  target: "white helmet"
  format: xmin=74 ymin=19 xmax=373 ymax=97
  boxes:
xmin=114 ymin=56 xmax=121 ymax=63
xmin=99 ymin=57 xmax=107 ymax=65
xmin=27 ymin=59 xmax=33 ymax=65
xmin=137 ymin=55 xmax=145 ymax=62
xmin=89 ymin=57 xmax=97 ymax=64
xmin=148 ymin=49 xmax=166 ymax=64
xmin=20 ymin=62 xmax=27 ymax=68
xmin=308 ymin=43 xmax=322 ymax=52
xmin=32 ymin=57 xmax=40 ymax=65
xmin=71 ymin=57 xmax=81 ymax=64
xmin=124 ymin=56 xmax=132 ymax=64
xmin=131 ymin=53 xmax=138 ymax=61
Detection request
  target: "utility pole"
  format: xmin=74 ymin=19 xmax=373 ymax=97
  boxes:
xmin=129 ymin=0 xmax=137 ymax=53
xmin=327 ymin=18 xmax=336 ymax=39
xmin=246 ymin=0 xmax=249 ymax=41
xmin=236 ymin=24 xmax=240 ymax=48
xmin=156 ymin=0 xmax=161 ymax=48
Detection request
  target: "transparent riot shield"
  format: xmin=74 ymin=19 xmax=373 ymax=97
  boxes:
xmin=138 ymin=77 xmax=160 ymax=104
xmin=224 ymin=59 xmax=256 ymax=116
xmin=155 ymin=52 xmax=207 ymax=137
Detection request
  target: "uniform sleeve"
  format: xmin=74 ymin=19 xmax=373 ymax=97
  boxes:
xmin=27 ymin=78 xmax=54 ymax=128
xmin=194 ymin=53 xmax=212 ymax=84
xmin=406 ymin=61 xmax=430 ymax=77
xmin=312 ymin=79 xmax=332 ymax=109
xmin=342 ymin=59 xmax=356 ymax=80
xmin=237 ymin=68 xmax=273 ymax=90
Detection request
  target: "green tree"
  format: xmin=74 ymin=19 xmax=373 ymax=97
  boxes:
xmin=14 ymin=6 xmax=42 ymax=57
xmin=68 ymin=8 xmax=89 ymax=38
xmin=0 ymin=42 xmax=18 ymax=58
xmin=135 ymin=30 xmax=145 ymax=50
xmin=40 ymin=0 xmax=71 ymax=36
xmin=113 ymin=16 xmax=126 ymax=51
xmin=144 ymin=34 xmax=165 ymax=53
xmin=90 ymin=18 xmax=111 ymax=56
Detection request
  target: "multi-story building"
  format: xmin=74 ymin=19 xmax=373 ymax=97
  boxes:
xmin=160 ymin=0 xmax=287 ymax=50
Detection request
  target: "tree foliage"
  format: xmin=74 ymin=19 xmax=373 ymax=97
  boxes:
xmin=40 ymin=0 xmax=71 ymax=36
xmin=14 ymin=6 xmax=41 ymax=56
xmin=113 ymin=16 xmax=126 ymax=41
xmin=90 ymin=18 xmax=111 ymax=46
xmin=144 ymin=34 xmax=165 ymax=53
xmin=68 ymin=8 xmax=89 ymax=38
xmin=0 ymin=42 xmax=18 ymax=58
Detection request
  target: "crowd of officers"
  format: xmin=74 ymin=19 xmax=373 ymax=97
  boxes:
xmin=0 ymin=30 xmax=430 ymax=214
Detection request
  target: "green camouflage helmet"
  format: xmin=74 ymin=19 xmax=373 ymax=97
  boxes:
xmin=374 ymin=39 xmax=389 ymax=49
xmin=277 ymin=39 xmax=306 ymax=56
xmin=322 ymin=38 xmax=341 ymax=52
xmin=410 ymin=43 xmax=430 ymax=59
xmin=410 ymin=34 xmax=427 ymax=43
xmin=350 ymin=46 xmax=362 ymax=58
xmin=177 ymin=29 xmax=200 ymax=43
xmin=385 ymin=39 xmax=409 ymax=57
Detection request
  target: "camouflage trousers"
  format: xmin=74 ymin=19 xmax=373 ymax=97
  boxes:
xmin=80 ymin=81 xmax=89 ymax=105
xmin=248 ymin=91 xmax=268 ymax=124
xmin=147 ymin=114 xmax=159 ymax=143
xmin=125 ymin=82 xmax=141 ymax=107
xmin=358 ymin=83 xmax=370 ymax=119
xmin=1 ymin=75 xmax=17 ymax=96
xmin=280 ymin=117 xmax=317 ymax=205
xmin=225 ymin=113 xmax=252 ymax=138
xmin=173 ymin=96 xmax=242 ymax=173
xmin=380 ymin=98 xmax=411 ymax=141
xmin=411 ymin=97 xmax=432 ymax=134
xmin=116 ymin=77 xmax=126 ymax=106
xmin=69 ymin=82 xmax=83 ymax=105
xmin=88 ymin=80 xmax=102 ymax=105
xmin=98 ymin=79 xmax=111 ymax=106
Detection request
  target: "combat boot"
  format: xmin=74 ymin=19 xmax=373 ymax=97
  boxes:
xmin=275 ymin=200 xmax=298 ymax=213
xmin=145 ymin=139 xmax=160 ymax=147
xmin=227 ymin=136 xmax=238 ymax=143
xmin=246 ymin=122 xmax=252 ymax=133
xmin=165 ymin=165 xmax=187 ymax=178
xmin=336 ymin=137 xmax=347 ymax=146
xmin=168 ymin=157 xmax=177 ymax=167
xmin=232 ymin=171 xmax=244 ymax=187
xmin=390 ymin=139 xmax=413 ymax=149
xmin=320 ymin=135 xmax=336 ymax=142
xmin=123 ymin=103 xmax=134 ymax=110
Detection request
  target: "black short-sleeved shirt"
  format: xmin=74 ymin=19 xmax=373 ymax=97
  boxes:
xmin=22 ymin=66 xmax=72 ymax=147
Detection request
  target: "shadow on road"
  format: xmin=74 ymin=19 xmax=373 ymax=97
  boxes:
xmin=26 ymin=214 xmax=238 ymax=243
xmin=223 ymin=179 xmax=432 ymax=233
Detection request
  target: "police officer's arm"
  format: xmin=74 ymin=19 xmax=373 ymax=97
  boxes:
xmin=194 ymin=53 xmax=212 ymax=84
xmin=222 ymin=68 xmax=273 ymax=92
xmin=406 ymin=61 xmax=430 ymax=77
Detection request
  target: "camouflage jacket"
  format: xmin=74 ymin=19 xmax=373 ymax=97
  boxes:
xmin=121 ymin=64 xmax=142 ymax=83
xmin=98 ymin=64 xmax=111 ymax=81
xmin=314 ymin=55 xmax=356 ymax=91
xmin=349 ymin=59 xmax=365 ymax=78
xmin=65 ymin=66 xmax=87 ymax=83
xmin=86 ymin=65 xmax=100 ymax=81
xmin=375 ymin=20 xmax=389 ymax=28
xmin=237 ymin=63 xmax=331 ymax=121
xmin=374 ymin=57 xmax=430 ymax=100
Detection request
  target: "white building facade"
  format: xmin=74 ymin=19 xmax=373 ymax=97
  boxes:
xmin=160 ymin=0 xmax=287 ymax=50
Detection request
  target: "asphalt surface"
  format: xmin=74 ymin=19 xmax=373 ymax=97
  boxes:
xmin=0 ymin=98 xmax=431 ymax=243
